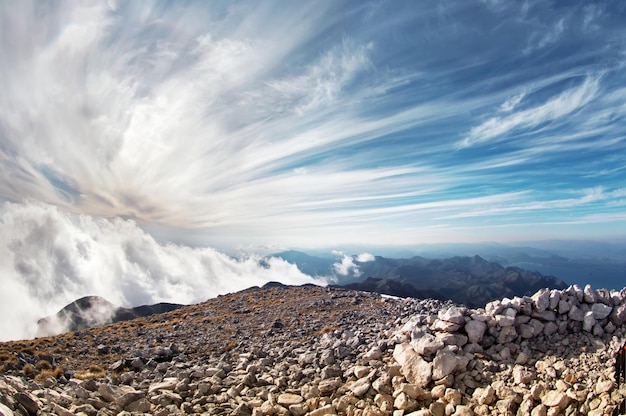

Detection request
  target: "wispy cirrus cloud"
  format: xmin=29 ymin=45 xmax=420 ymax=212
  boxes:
xmin=439 ymin=186 xmax=626 ymax=220
xmin=523 ymin=17 xmax=567 ymax=55
xmin=0 ymin=0 xmax=625 ymax=250
xmin=459 ymin=76 xmax=601 ymax=149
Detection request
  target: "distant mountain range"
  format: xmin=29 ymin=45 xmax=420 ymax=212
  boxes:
xmin=36 ymin=252 xmax=579 ymax=335
xmin=37 ymin=296 xmax=183 ymax=336
xmin=271 ymin=251 xmax=568 ymax=307
xmin=281 ymin=240 xmax=626 ymax=291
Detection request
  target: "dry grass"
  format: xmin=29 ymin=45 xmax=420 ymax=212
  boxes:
xmin=34 ymin=366 xmax=64 ymax=383
xmin=75 ymin=364 xmax=106 ymax=380
xmin=224 ymin=341 xmax=239 ymax=351
xmin=22 ymin=364 xmax=35 ymax=377
xmin=320 ymin=325 xmax=342 ymax=334
xmin=35 ymin=360 xmax=52 ymax=371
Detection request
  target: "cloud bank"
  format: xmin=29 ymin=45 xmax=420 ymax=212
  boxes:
xmin=0 ymin=201 xmax=324 ymax=341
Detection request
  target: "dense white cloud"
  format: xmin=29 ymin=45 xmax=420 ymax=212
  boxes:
xmin=332 ymin=255 xmax=362 ymax=277
xmin=0 ymin=201 xmax=325 ymax=341
xmin=332 ymin=252 xmax=374 ymax=277
xmin=356 ymin=253 xmax=375 ymax=263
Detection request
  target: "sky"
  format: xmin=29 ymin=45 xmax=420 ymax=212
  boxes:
xmin=0 ymin=1 xmax=625 ymax=339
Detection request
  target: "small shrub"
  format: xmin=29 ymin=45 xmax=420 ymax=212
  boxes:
xmin=17 ymin=347 xmax=34 ymax=355
xmin=320 ymin=325 xmax=341 ymax=334
xmin=53 ymin=366 xmax=65 ymax=378
xmin=34 ymin=366 xmax=65 ymax=383
xmin=75 ymin=364 xmax=106 ymax=380
xmin=35 ymin=360 xmax=52 ymax=371
xmin=224 ymin=341 xmax=238 ymax=351
xmin=22 ymin=364 xmax=35 ymax=376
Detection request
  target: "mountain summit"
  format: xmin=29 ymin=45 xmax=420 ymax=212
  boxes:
xmin=36 ymin=296 xmax=183 ymax=336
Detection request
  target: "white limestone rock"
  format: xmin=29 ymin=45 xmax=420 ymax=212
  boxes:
xmin=583 ymin=311 xmax=596 ymax=332
xmin=497 ymin=326 xmax=517 ymax=344
xmin=568 ymin=305 xmax=584 ymax=321
xmin=411 ymin=331 xmax=444 ymax=356
xmin=583 ymin=284 xmax=597 ymax=303
xmin=472 ymin=386 xmax=495 ymax=405
xmin=532 ymin=289 xmax=550 ymax=312
xmin=591 ymin=303 xmax=612 ymax=320
xmin=464 ymin=320 xmax=486 ymax=344
xmin=393 ymin=343 xmax=432 ymax=388
xmin=438 ymin=306 xmax=466 ymax=325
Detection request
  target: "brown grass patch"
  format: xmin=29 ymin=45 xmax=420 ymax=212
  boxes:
xmin=320 ymin=325 xmax=341 ymax=334
xmin=35 ymin=360 xmax=52 ymax=371
xmin=22 ymin=364 xmax=35 ymax=377
xmin=75 ymin=364 xmax=106 ymax=380
xmin=34 ymin=366 xmax=64 ymax=382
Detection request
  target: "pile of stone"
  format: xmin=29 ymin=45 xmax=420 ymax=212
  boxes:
xmin=390 ymin=284 xmax=626 ymax=415
xmin=0 ymin=284 xmax=625 ymax=416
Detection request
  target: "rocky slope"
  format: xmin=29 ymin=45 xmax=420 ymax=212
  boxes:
xmin=0 ymin=282 xmax=625 ymax=415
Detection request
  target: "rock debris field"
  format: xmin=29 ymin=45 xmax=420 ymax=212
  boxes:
xmin=1 ymin=283 xmax=626 ymax=416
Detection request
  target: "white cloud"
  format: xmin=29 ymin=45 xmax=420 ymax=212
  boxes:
xmin=523 ymin=17 xmax=566 ymax=55
xmin=460 ymin=76 xmax=600 ymax=148
xmin=332 ymin=252 xmax=374 ymax=277
xmin=582 ymin=4 xmax=603 ymax=32
xmin=438 ymin=186 xmax=623 ymax=220
xmin=537 ymin=18 xmax=565 ymax=49
xmin=499 ymin=90 xmax=526 ymax=113
xmin=332 ymin=255 xmax=361 ymax=277
xmin=262 ymin=38 xmax=372 ymax=115
xmin=355 ymin=252 xmax=375 ymax=262
xmin=0 ymin=2 xmax=624 ymax=252
xmin=0 ymin=1 xmax=428 ymax=235
xmin=0 ymin=201 xmax=324 ymax=341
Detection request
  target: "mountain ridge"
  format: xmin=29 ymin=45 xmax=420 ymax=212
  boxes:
xmin=273 ymin=252 xmax=567 ymax=307
xmin=36 ymin=295 xmax=183 ymax=336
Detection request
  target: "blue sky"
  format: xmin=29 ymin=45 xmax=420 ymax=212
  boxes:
xmin=1 ymin=0 xmax=625 ymax=249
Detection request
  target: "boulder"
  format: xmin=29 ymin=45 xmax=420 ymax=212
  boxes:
xmin=438 ymin=307 xmax=466 ymax=325
xmin=393 ymin=343 xmax=432 ymax=387
xmin=568 ymin=305 xmax=584 ymax=322
xmin=583 ymin=285 xmax=597 ymax=303
xmin=532 ymin=289 xmax=550 ymax=312
xmin=411 ymin=332 xmax=444 ymax=356
xmin=512 ymin=365 xmax=535 ymax=384
xmin=541 ymin=391 xmax=569 ymax=410
xmin=583 ymin=311 xmax=596 ymax=332
xmin=432 ymin=350 xmax=459 ymax=380
xmin=473 ymin=386 xmax=495 ymax=405
xmin=465 ymin=320 xmax=486 ymax=344
xmin=277 ymin=393 xmax=304 ymax=406
xmin=610 ymin=303 xmax=626 ymax=326
xmin=497 ymin=326 xmax=517 ymax=344
xmin=591 ymin=303 xmax=612 ymax=319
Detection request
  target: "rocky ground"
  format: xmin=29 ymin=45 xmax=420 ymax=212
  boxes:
xmin=0 ymin=282 xmax=625 ymax=415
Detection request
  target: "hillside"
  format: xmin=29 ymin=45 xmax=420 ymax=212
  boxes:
xmin=1 ymin=283 xmax=625 ymax=415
